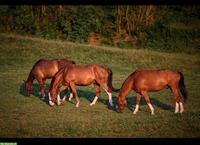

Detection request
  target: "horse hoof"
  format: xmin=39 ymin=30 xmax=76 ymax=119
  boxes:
xmin=151 ymin=112 xmax=155 ymax=115
xmin=75 ymin=103 xmax=79 ymax=107
xmin=49 ymin=103 xmax=55 ymax=107
xmin=49 ymin=101 xmax=55 ymax=107
xmin=133 ymin=112 xmax=137 ymax=115
xmin=90 ymin=103 xmax=94 ymax=106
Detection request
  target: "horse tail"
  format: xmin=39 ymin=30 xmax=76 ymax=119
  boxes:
xmin=107 ymin=68 xmax=120 ymax=92
xmin=178 ymin=72 xmax=188 ymax=103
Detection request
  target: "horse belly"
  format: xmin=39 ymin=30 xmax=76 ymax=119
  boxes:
xmin=74 ymin=77 xmax=95 ymax=86
xmin=147 ymin=80 xmax=168 ymax=92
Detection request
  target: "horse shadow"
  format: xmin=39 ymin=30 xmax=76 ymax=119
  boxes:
xmin=20 ymin=83 xmax=41 ymax=98
xmin=126 ymin=96 xmax=174 ymax=113
xmin=19 ymin=83 xmax=118 ymax=109
xmin=19 ymin=83 xmax=173 ymax=112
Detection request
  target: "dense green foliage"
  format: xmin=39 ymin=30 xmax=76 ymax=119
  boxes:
xmin=0 ymin=5 xmax=199 ymax=53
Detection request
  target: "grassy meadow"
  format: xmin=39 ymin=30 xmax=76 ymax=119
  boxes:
xmin=0 ymin=33 xmax=200 ymax=137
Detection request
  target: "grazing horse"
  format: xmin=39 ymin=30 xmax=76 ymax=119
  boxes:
xmin=117 ymin=69 xmax=187 ymax=115
xmin=48 ymin=64 xmax=119 ymax=107
xmin=23 ymin=59 xmax=75 ymax=99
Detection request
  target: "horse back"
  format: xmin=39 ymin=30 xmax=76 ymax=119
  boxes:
xmin=57 ymin=59 xmax=76 ymax=69
xmin=132 ymin=69 xmax=180 ymax=92
xmin=31 ymin=59 xmax=59 ymax=78
xmin=63 ymin=64 xmax=95 ymax=85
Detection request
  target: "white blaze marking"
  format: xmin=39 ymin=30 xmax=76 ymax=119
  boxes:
xmin=179 ymin=102 xmax=184 ymax=113
xmin=90 ymin=96 xmax=99 ymax=106
xmin=133 ymin=104 xmax=139 ymax=114
xmin=103 ymin=88 xmax=113 ymax=106
xmin=175 ymin=102 xmax=179 ymax=113
xmin=147 ymin=103 xmax=154 ymax=115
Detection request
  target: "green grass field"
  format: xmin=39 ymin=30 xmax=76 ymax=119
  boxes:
xmin=0 ymin=33 xmax=200 ymax=137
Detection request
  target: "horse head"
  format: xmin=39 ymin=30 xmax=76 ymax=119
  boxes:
xmin=117 ymin=96 xmax=127 ymax=113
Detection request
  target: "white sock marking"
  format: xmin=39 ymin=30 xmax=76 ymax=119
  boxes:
xmin=69 ymin=92 xmax=73 ymax=101
xmin=76 ymin=101 xmax=79 ymax=107
xmin=62 ymin=96 xmax=66 ymax=102
xmin=147 ymin=103 xmax=154 ymax=115
xmin=48 ymin=92 xmax=55 ymax=106
xmin=103 ymin=88 xmax=113 ymax=106
xmin=133 ymin=104 xmax=139 ymax=114
xmin=175 ymin=102 xmax=179 ymax=113
xmin=90 ymin=96 xmax=99 ymax=106
xmin=57 ymin=94 xmax=61 ymax=106
xmin=179 ymin=102 xmax=184 ymax=113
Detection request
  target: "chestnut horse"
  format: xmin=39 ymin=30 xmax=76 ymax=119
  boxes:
xmin=23 ymin=59 xmax=75 ymax=99
xmin=48 ymin=64 xmax=119 ymax=107
xmin=117 ymin=69 xmax=187 ymax=115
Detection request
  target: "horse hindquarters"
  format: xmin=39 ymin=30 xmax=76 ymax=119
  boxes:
xmin=170 ymin=83 xmax=184 ymax=113
xmin=93 ymin=66 xmax=114 ymax=106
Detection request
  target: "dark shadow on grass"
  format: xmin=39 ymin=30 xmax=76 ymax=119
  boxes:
xmin=19 ymin=83 xmax=50 ymax=104
xmin=19 ymin=83 xmax=40 ymax=98
xmin=126 ymin=96 xmax=174 ymax=113
xmin=20 ymin=83 xmax=173 ymax=112
xmin=65 ymin=89 xmax=118 ymax=111
xmin=19 ymin=83 xmax=118 ymax=109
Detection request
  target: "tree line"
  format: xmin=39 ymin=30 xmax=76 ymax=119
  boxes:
xmin=0 ymin=5 xmax=199 ymax=53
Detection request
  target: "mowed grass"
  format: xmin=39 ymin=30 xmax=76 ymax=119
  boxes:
xmin=0 ymin=33 xmax=200 ymax=137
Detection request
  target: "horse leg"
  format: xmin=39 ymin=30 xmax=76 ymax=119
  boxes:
xmin=48 ymin=92 xmax=55 ymax=106
xmin=69 ymin=82 xmax=80 ymax=107
xmin=57 ymin=84 xmax=69 ymax=106
xmin=133 ymin=93 xmax=142 ymax=114
xmin=90 ymin=84 xmax=101 ymax=106
xmin=97 ymin=82 xmax=113 ymax=106
xmin=171 ymin=86 xmax=184 ymax=113
xmin=38 ymin=78 xmax=46 ymax=100
xmin=141 ymin=91 xmax=154 ymax=115
xmin=103 ymin=86 xmax=113 ymax=106
xmin=68 ymin=87 xmax=74 ymax=102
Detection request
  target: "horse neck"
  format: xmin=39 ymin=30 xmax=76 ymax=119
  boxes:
xmin=118 ymin=77 xmax=133 ymax=100
xmin=26 ymin=72 xmax=34 ymax=85
xmin=50 ymin=70 xmax=63 ymax=93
